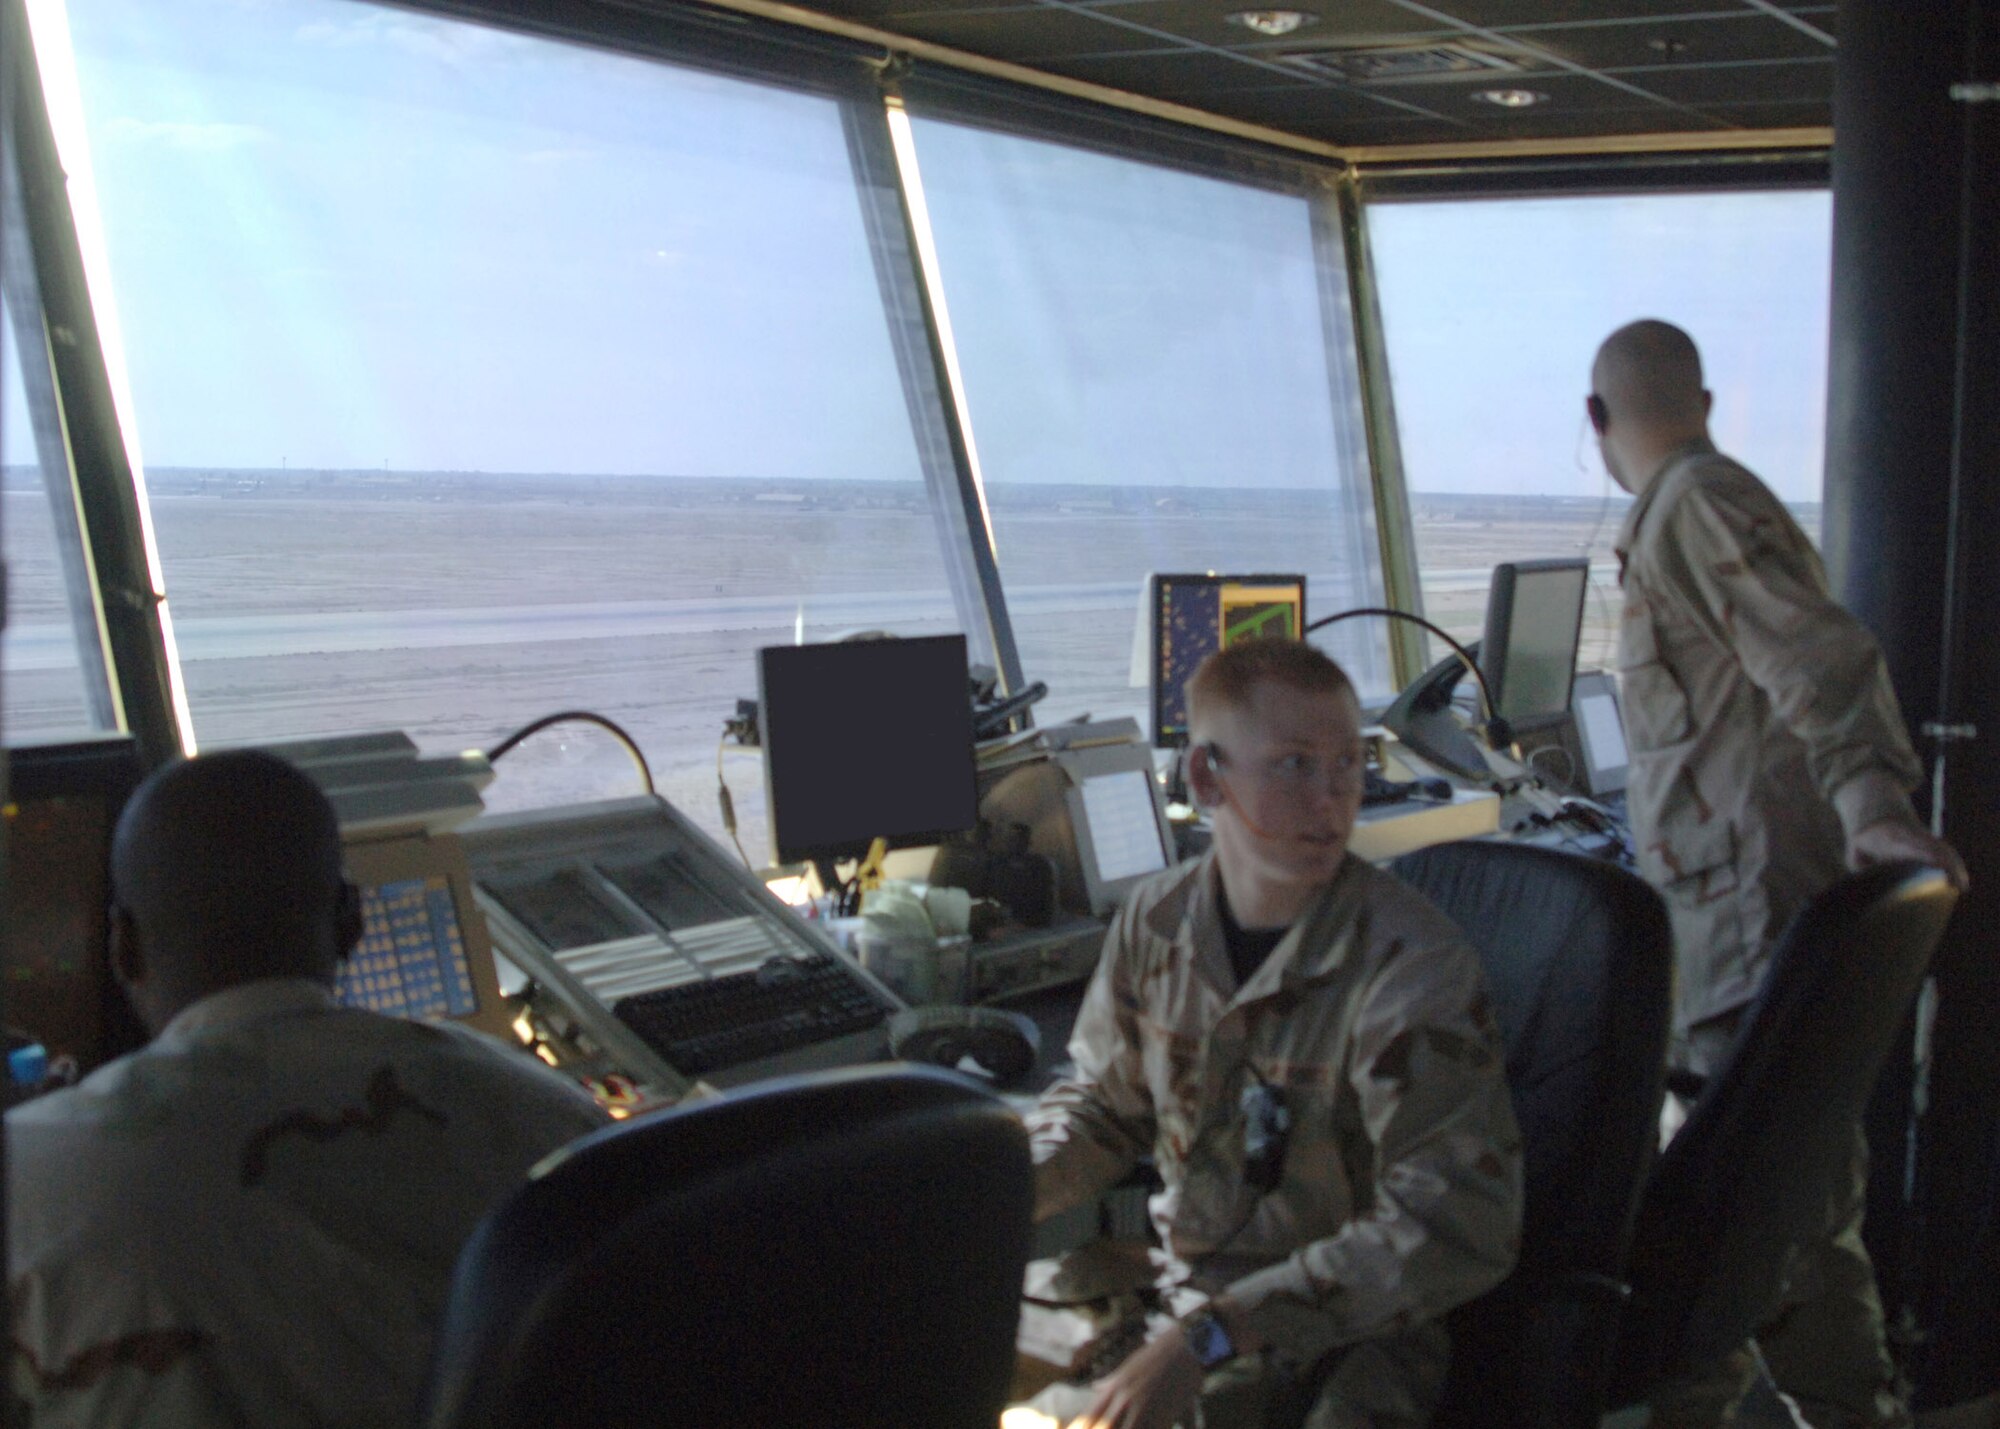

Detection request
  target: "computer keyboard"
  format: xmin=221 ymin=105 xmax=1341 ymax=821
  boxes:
xmin=612 ymin=952 xmax=891 ymax=1076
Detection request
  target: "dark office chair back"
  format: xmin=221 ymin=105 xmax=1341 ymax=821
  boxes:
xmin=1610 ymin=861 xmax=1959 ymax=1403
xmin=1391 ymin=840 xmax=1672 ymax=1429
xmin=418 ymin=1064 xmax=1034 ymax=1429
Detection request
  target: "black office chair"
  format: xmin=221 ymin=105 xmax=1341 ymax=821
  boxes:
xmin=1607 ymin=860 xmax=1960 ymax=1408
xmin=418 ymin=1064 xmax=1034 ymax=1429
xmin=1390 ymin=839 xmax=1673 ymax=1429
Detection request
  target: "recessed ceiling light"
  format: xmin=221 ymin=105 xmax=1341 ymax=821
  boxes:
xmin=1470 ymin=88 xmax=1549 ymax=108
xmin=1226 ymin=9 xmax=1319 ymax=37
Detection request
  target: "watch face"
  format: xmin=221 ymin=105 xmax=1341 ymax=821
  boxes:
xmin=1185 ymin=1312 xmax=1234 ymax=1369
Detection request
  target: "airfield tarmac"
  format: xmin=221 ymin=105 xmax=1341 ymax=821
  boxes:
xmin=1 ymin=477 xmax=1816 ymax=860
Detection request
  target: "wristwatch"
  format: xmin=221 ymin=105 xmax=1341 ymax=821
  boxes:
xmin=1182 ymin=1309 xmax=1236 ymax=1370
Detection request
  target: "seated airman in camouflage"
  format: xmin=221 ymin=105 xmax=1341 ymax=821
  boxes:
xmin=1026 ymin=639 xmax=1522 ymax=1429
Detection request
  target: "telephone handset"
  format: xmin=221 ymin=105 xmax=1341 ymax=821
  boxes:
xmin=1381 ymin=641 xmax=1498 ymax=784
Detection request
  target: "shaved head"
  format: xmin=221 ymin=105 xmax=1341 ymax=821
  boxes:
xmin=111 ymin=750 xmax=356 ymax=1029
xmin=1593 ymin=319 xmax=1707 ymax=429
xmin=1589 ymin=319 xmax=1714 ymax=492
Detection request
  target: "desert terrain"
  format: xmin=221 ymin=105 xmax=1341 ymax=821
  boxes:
xmin=1 ymin=470 xmax=1821 ymax=861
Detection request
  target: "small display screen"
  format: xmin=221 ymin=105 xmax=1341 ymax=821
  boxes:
xmin=1573 ymin=671 xmax=1630 ymax=796
xmin=1484 ymin=560 xmax=1590 ymax=732
xmin=1152 ymin=574 xmax=1306 ymax=747
xmin=335 ymin=875 xmax=479 ymax=1021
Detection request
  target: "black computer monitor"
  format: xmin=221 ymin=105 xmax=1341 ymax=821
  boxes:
xmin=1151 ymin=573 xmax=1307 ymax=747
xmin=1482 ymin=558 xmax=1590 ymax=734
xmin=4 ymin=737 xmax=150 ymax=1074
xmin=758 ymin=634 xmax=979 ymax=867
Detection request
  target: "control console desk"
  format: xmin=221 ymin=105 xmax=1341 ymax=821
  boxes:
xmin=461 ymin=796 xmax=904 ymax=1105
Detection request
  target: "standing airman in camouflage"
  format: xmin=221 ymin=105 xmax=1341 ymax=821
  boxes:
xmin=1026 ymin=640 xmax=1522 ymax=1429
xmin=1594 ymin=319 xmax=1966 ymax=1429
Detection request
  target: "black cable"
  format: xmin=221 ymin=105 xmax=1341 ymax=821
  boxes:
xmin=484 ymin=710 xmax=656 ymax=795
xmin=1304 ymin=606 xmax=1499 ymax=725
xmin=715 ymin=738 xmax=752 ymax=868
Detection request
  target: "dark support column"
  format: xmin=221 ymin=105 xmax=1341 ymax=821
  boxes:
xmin=1826 ymin=0 xmax=2000 ymax=1408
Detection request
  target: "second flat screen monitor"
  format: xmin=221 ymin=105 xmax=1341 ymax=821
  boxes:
xmin=1152 ymin=574 xmax=1307 ymax=747
xmin=1483 ymin=558 xmax=1590 ymax=732
xmin=759 ymin=634 xmax=978 ymax=866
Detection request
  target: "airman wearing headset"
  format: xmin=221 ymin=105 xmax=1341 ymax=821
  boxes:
xmin=1592 ymin=319 xmax=1964 ymax=1429
xmin=1024 ymin=639 xmax=1521 ymax=1429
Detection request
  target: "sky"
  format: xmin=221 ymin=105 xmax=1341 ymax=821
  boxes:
xmin=6 ymin=0 xmax=1836 ymax=501
xmin=1369 ymin=190 xmax=1835 ymax=503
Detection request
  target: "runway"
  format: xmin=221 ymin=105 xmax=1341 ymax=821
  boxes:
xmin=0 ymin=563 xmax=1619 ymax=671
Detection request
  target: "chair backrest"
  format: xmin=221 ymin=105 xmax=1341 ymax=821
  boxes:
xmin=1611 ymin=861 xmax=1960 ymax=1404
xmin=419 ymin=1063 xmax=1034 ymax=1429
xmin=1391 ymin=839 xmax=1673 ymax=1429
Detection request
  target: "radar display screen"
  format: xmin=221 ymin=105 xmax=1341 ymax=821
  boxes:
xmin=1152 ymin=574 xmax=1306 ymax=747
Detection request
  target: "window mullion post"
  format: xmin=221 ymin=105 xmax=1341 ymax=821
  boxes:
xmin=841 ymin=81 xmax=1026 ymax=698
xmin=10 ymin=4 xmax=185 ymax=765
xmin=1331 ymin=172 xmax=1426 ymax=688
xmin=2 ymin=144 xmax=116 ymax=733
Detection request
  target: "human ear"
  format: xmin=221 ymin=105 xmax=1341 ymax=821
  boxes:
xmin=1187 ymin=741 xmax=1225 ymax=810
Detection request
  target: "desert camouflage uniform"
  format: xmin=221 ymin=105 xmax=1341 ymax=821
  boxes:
xmin=1616 ymin=438 xmax=1922 ymax=1429
xmin=1616 ymin=437 xmax=1923 ymax=1045
xmin=8 ymin=978 xmax=608 ymax=1428
xmin=1029 ymin=852 xmax=1522 ymax=1428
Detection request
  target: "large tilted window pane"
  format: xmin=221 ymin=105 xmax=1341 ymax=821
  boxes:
xmin=1368 ymin=190 xmax=1833 ymax=672
xmin=904 ymin=118 xmax=1391 ymax=722
xmin=59 ymin=0 xmax=965 ymax=856
xmin=2 ymin=314 xmax=112 ymax=744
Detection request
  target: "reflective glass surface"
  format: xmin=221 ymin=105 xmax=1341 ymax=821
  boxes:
xmin=3 ymin=313 xmax=111 ymax=743
xmin=907 ymin=116 xmax=1392 ymax=725
xmin=59 ymin=0 xmax=966 ymax=856
xmin=1368 ymin=189 xmax=1833 ymax=673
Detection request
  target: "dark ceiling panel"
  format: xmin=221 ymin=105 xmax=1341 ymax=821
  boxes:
xmin=1351 ymin=67 xmax=1696 ymax=115
xmin=1696 ymin=99 xmax=1839 ymax=129
xmin=1066 ymin=0 xmax=1444 ymax=51
xmin=793 ymin=0 xmax=1047 ymax=19
xmin=1626 ymin=55 xmax=1832 ymax=104
xmin=1521 ymin=14 xmax=1832 ymax=70
xmin=775 ymin=0 xmax=1841 ymax=147
xmin=1429 ymin=103 xmax=1725 ymax=139
xmin=1033 ymin=46 xmax=1389 ymax=99
xmin=1404 ymin=0 xmax=1756 ymax=25
xmin=1216 ymin=80 xmax=1466 ymax=128
xmin=880 ymin=5 xmax=1176 ymax=60
xmin=1298 ymin=114 xmax=1455 ymax=144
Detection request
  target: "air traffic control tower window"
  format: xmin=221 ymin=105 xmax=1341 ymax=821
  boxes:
xmin=1367 ymin=189 xmax=1833 ymax=675
xmin=3 ymin=317 xmax=113 ymax=745
xmin=903 ymin=117 xmax=1392 ymax=726
xmin=55 ymin=0 xmax=970 ymax=856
